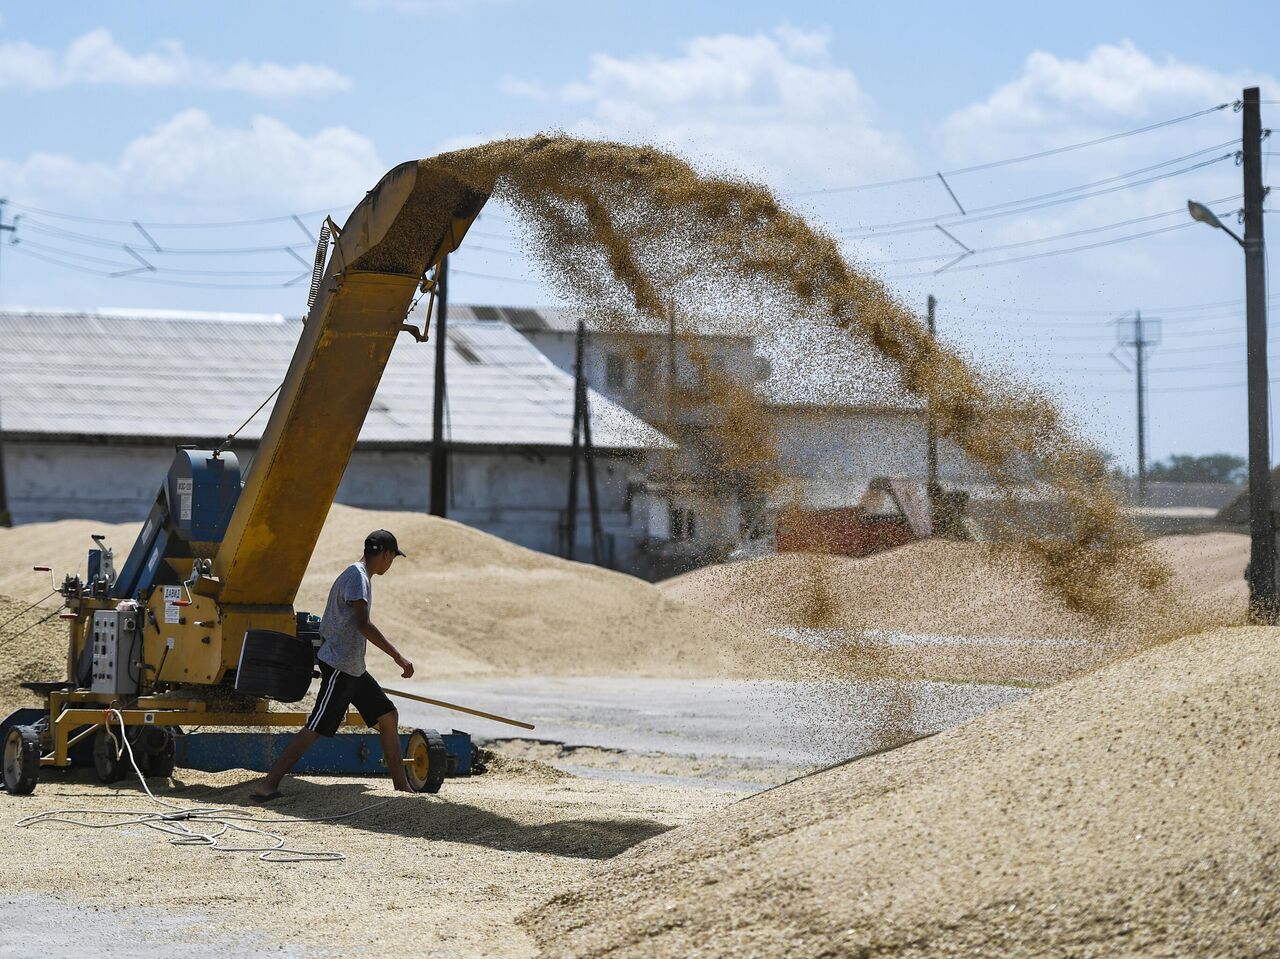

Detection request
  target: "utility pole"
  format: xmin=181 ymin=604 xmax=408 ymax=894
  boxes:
xmin=0 ymin=200 xmax=18 ymax=528
xmin=925 ymin=295 xmax=938 ymax=495
xmin=564 ymin=319 xmax=605 ymax=564
xmin=564 ymin=322 xmax=582 ymax=559
xmin=429 ymin=257 xmax=449 ymax=517
xmin=1135 ymin=310 xmax=1146 ymax=503
xmin=1241 ymin=86 xmax=1275 ymax=620
xmin=1114 ymin=311 xmax=1160 ymax=505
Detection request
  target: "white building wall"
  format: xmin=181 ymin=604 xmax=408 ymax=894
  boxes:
xmin=6 ymin=442 xmax=177 ymax=523
xmin=5 ymin=441 xmax=650 ymax=572
xmin=770 ymin=409 xmax=987 ymax=508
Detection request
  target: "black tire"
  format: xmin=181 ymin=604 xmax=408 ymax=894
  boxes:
xmin=2 ymin=725 xmax=40 ymax=795
xmin=92 ymin=727 xmax=126 ymax=784
xmin=404 ymin=728 xmax=448 ymax=794
xmin=144 ymin=728 xmax=177 ymax=779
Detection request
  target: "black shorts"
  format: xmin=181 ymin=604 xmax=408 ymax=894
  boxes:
xmin=305 ymin=661 xmax=395 ymax=737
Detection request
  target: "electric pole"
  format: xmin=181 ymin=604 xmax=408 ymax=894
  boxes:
xmin=429 ymin=257 xmax=449 ymax=517
xmin=1114 ymin=311 xmax=1160 ymax=505
xmin=925 ymin=295 xmax=938 ymax=495
xmin=1241 ymin=87 xmax=1275 ymax=620
xmin=563 ymin=319 xmax=604 ymax=564
xmin=0 ymin=200 xmax=18 ymax=528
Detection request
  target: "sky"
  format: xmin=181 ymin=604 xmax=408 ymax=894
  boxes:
xmin=0 ymin=1 xmax=1277 ymax=469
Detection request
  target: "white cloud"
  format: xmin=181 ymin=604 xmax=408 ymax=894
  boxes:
xmin=937 ymin=41 xmax=1269 ymax=162
xmin=0 ymin=28 xmax=350 ymax=96
xmin=0 ymin=109 xmax=384 ymax=214
xmin=511 ymin=26 xmax=910 ymax=191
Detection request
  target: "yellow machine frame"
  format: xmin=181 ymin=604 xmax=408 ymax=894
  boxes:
xmin=28 ymin=159 xmax=489 ymax=770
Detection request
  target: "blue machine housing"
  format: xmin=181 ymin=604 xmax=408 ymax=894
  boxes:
xmin=113 ymin=449 xmax=242 ymax=600
xmin=168 ymin=449 xmax=242 ymax=546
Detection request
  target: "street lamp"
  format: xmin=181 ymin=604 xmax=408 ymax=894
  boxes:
xmin=1187 ymin=200 xmax=1244 ymax=247
xmin=1185 ymin=94 xmax=1272 ymax=623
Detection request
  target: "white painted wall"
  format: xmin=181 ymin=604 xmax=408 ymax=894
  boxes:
xmin=6 ymin=442 xmax=176 ymax=523
xmin=5 ymin=441 xmax=653 ymax=573
xmin=769 ymin=408 xmax=988 ymax=508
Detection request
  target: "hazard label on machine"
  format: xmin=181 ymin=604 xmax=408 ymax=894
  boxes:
xmin=176 ymin=478 xmax=193 ymax=521
xmin=163 ymin=585 xmax=182 ymax=623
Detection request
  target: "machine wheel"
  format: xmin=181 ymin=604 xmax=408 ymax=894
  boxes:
xmin=141 ymin=727 xmax=177 ymax=779
xmin=92 ymin=727 xmax=126 ymax=784
xmin=404 ymin=728 xmax=447 ymax=794
xmin=2 ymin=725 xmax=40 ymax=795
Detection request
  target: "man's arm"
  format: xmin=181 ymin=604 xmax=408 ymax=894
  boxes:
xmin=350 ymin=600 xmax=414 ymax=678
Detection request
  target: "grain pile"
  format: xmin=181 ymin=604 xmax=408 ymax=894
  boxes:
xmin=0 ymin=594 xmax=65 ymax=711
xmin=525 ymin=624 xmax=1280 ymax=957
xmin=0 ymin=505 xmax=811 ymax=683
xmin=664 ymin=533 xmax=1247 ymax=643
xmin=661 ymin=533 xmax=1247 ymax=683
xmin=298 ymin=504 xmax=810 ymax=679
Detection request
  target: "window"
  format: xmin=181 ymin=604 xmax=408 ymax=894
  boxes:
xmin=605 ymin=352 xmax=627 ymax=391
xmin=668 ymin=505 xmax=697 ymax=541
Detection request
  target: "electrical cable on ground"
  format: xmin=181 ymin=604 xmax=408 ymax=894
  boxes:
xmin=15 ymin=709 xmax=396 ymax=864
xmin=0 ymin=590 xmax=57 ymax=634
xmin=0 ymin=608 xmax=64 ymax=650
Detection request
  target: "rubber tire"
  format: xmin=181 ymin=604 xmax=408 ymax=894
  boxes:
xmin=92 ymin=727 xmax=125 ymax=784
xmin=131 ymin=726 xmax=175 ymax=779
xmin=145 ymin=728 xmax=177 ymax=779
xmin=2 ymin=725 xmax=40 ymax=795
xmin=404 ymin=728 xmax=448 ymax=794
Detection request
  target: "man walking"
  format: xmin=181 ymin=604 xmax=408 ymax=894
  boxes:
xmin=253 ymin=529 xmax=416 ymax=799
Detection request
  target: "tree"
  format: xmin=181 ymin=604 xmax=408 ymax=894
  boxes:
xmin=1147 ymin=453 xmax=1246 ymax=484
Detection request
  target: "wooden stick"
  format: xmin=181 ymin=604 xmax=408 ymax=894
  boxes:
xmin=382 ymin=687 xmax=535 ymax=730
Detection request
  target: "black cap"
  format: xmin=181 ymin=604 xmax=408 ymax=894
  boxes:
xmin=364 ymin=529 xmax=406 ymax=557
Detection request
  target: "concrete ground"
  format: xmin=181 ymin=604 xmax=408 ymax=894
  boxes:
xmin=394 ymin=675 xmax=1031 ymax=786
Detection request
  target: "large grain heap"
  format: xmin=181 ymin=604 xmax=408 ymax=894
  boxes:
xmin=0 ymin=505 xmax=811 ymax=690
xmin=664 ymin=532 xmax=1248 ymax=643
xmin=525 ymin=625 xmax=1280 ymax=957
xmin=431 ymin=136 xmax=1168 ymax=614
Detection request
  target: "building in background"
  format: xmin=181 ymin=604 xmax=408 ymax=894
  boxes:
xmin=490 ymin=303 xmax=989 ymax=569
xmin=485 ymin=304 xmax=773 ymax=575
xmin=0 ymin=308 xmax=669 ymax=575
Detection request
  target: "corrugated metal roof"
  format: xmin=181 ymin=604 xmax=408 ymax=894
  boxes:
xmin=450 ymin=303 xmax=751 ymax=339
xmin=0 ymin=309 xmax=668 ymax=450
xmin=444 ymin=304 xmax=917 ymax=410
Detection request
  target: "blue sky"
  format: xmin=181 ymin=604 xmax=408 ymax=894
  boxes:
xmin=0 ymin=1 xmax=1277 ymax=468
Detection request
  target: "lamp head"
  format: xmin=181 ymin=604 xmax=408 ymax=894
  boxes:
xmin=1187 ymin=199 xmax=1225 ymax=231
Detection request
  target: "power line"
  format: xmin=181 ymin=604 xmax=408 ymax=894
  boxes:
xmin=877 ymin=196 xmax=1240 ymax=267
xmin=19 ymin=218 xmax=311 ymax=256
xmin=17 ymin=239 xmax=302 ymax=277
xmin=841 ymin=152 xmax=1235 ymax=239
xmin=11 ymin=245 xmax=308 ymax=290
xmin=958 ymin=293 xmax=1276 ymax=317
xmin=887 ymin=218 xmax=1202 ymax=278
xmin=6 ymin=201 xmax=343 ymax=230
xmin=788 ymin=102 xmax=1233 ymax=196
